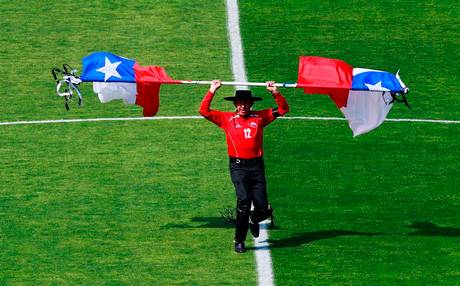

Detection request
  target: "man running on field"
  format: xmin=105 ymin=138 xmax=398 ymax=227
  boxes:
xmin=199 ymin=80 xmax=289 ymax=253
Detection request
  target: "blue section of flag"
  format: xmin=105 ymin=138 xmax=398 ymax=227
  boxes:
xmin=352 ymin=70 xmax=403 ymax=92
xmin=80 ymin=51 xmax=136 ymax=82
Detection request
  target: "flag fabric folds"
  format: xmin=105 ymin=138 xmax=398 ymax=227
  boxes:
xmin=80 ymin=52 xmax=179 ymax=116
xmin=75 ymin=52 xmax=408 ymax=135
xmin=297 ymin=56 xmax=407 ymax=137
xmin=297 ymin=56 xmax=353 ymax=94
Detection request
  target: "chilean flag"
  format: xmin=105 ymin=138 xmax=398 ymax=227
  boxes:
xmin=80 ymin=52 xmax=180 ymax=116
xmin=297 ymin=56 xmax=408 ymax=136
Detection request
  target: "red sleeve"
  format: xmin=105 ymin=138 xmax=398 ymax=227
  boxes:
xmin=256 ymin=109 xmax=275 ymax=127
xmin=272 ymin=91 xmax=289 ymax=116
xmin=258 ymin=91 xmax=290 ymax=127
xmin=199 ymin=91 xmax=226 ymax=127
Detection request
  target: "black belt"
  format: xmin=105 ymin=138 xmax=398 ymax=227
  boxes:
xmin=229 ymin=156 xmax=264 ymax=166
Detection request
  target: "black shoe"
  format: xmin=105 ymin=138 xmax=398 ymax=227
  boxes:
xmin=249 ymin=218 xmax=260 ymax=238
xmin=234 ymin=242 xmax=246 ymax=253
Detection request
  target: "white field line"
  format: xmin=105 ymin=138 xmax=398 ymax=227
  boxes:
xmin=282 ymin=116 xmax=460 ymax=124
xmin=225 ymin=0 xmax=275 ymax=286
xmin=385 ymin=118 xmax=460 ymax=124
xmin=0 ymin=116 xmax=202 ymax=126
xmin=1 ymin=116 xmax=459 ymax=126
xmin=253 ymin=221 xmax=275 ymax=286
xmin=226 ymin=0 xmax=248 ymax=91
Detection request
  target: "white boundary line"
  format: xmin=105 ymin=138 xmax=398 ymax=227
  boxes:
xmin=226 ymin=0 xmax=249 ymax=91
xmin=0 ymin=116 xmax=202 ymax=126
xmin=225 ymin=1 xmax=275 ymax=286
xmin=385 ymin=118 xmax=460 ymax=124
xmin=1 ymin=116 xmax=459 ymax=126
xmin=282 ymin=116 xmax=460 ymax=124
xmin=253 ymin=222 xmax=275 ymax=286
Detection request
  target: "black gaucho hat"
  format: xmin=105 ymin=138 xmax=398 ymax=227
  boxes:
xmin=224 ymin=90 xmax=263 ymax=102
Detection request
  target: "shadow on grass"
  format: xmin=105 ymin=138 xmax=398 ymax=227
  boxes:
xmin=267 ymin=230 xmax=382 ymax=249
xmin=266 ymin=221 xmax=460 ymax=249
xmin=161 ymin=217 xmax=234 ymax=229
xmin=407 ymin=221 xmax=460 ymax=237
xmin=161 ymin=217 xmax=280 ymax=230
xmin=162 ymin=218 xmax=460 ymax=249
xmin=161 ymin=216 xmax=281 ymax=230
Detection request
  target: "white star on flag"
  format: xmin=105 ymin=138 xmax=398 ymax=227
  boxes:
xmin=96 ymin=57 xmax=122 ymax=81
xmin=364 ymin=81 xmax=390 ymax=92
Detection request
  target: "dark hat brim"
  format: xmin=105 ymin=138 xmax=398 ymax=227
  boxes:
xmin=224 ymin=96 xmax=263 ymax=102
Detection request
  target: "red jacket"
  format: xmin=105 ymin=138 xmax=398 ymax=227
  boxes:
xmin=200 ymin=91 xmax=289 ymax=159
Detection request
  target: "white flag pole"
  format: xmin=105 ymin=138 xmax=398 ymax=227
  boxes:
xmin=180 ymin=80 xmax=297 ymax=88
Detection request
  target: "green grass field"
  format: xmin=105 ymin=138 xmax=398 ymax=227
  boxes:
xmin=1 ymin=0 xmax=459 ymax=285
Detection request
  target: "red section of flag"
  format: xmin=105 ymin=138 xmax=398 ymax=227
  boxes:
xmin=297 ymin=56 xmax=353 ymax=91
xmin=297 ymin=56 xmax=353 ymax=108
xmin=134 ymin=64 xmax=181 ymax=84
xmin=135 ymin=83 xmax=160 ymax=116
xmin=328 ymin=90 xmax=349 ymax=108
xmin=133 ymin=63 xmax=180 ymax=117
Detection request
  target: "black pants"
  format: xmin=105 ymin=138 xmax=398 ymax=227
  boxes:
xmin=229 ymin=157 xmax=270 ymax=243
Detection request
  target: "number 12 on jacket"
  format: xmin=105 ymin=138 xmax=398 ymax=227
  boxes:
xmin=244 ymin=128 xmax=252 ymax=139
